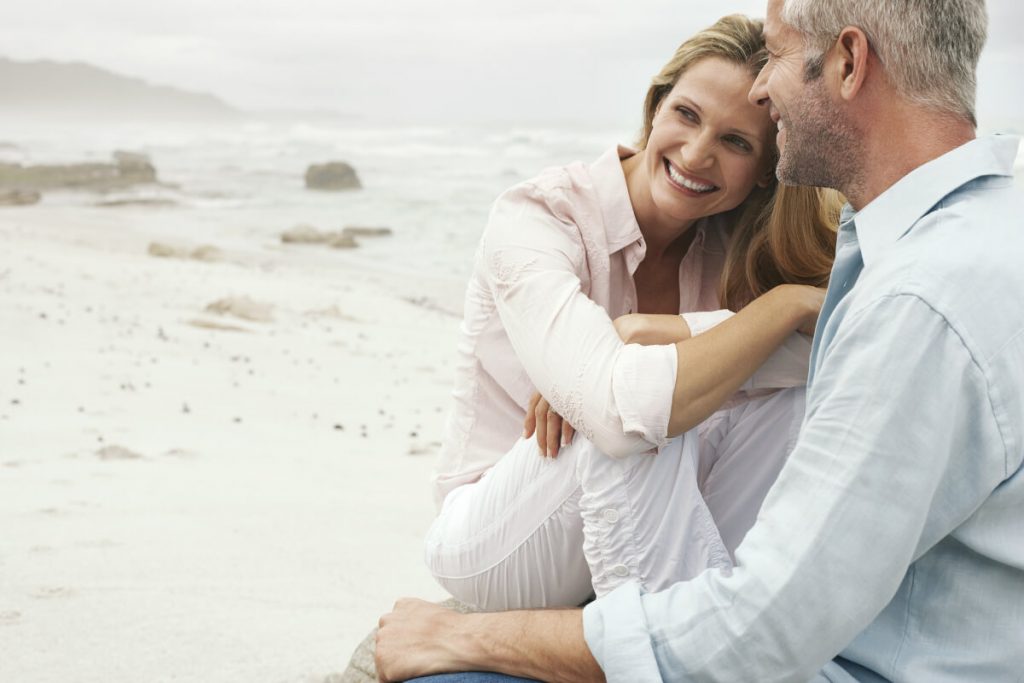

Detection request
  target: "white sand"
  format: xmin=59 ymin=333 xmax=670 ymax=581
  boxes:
xmin=0 ymin=205 xmax=457 ymax=682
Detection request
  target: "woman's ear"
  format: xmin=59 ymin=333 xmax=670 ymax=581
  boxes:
xmin=757 ymin=165 xmax=776 ymax=188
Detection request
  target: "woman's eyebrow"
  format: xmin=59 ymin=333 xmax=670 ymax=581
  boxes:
xmin=678 ymin=96 xmax=704 ymax=115
xmin=727 ymin=126 xmax=757 ymax=140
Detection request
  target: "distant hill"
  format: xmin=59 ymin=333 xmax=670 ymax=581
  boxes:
xmin=0 ymin=57 xmax=241 ymax=121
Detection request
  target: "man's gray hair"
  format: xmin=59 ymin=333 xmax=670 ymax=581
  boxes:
xmin=782 ymin=0 xmax=987 ymax=125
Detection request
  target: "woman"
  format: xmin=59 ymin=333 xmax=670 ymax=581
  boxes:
xmin=426 ymin=15 xmax=840 ymax=609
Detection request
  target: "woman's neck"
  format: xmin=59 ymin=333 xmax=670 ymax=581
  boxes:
xmin=621 ymin=151 xmax=698 ymax=264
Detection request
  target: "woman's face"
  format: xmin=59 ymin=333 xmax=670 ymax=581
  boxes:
xmin=642 ymin=56 xmax=775 ymax=225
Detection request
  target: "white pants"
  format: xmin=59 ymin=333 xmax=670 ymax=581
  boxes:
xmin=424 ymin=388 xmax=805 ymax=611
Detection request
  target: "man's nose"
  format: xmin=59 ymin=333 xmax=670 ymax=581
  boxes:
xmin=749 ymin=66 xmax=771 ymax=107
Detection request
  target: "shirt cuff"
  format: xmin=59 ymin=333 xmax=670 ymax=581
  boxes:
xmin=611 ymin=342 xmax=676 ymax=448
xmin=583 ymin=582 xmax=664 ymax=683
xmin=681 ymin=309 xmax=735 ymax=337
xmin=743 ymin=332 xmax=812 ymax=391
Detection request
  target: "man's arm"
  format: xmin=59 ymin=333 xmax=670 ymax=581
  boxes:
xmin=585 ymin=293 xmax=1008 ymax=681
xmin=375 ymin=599 xmax=603 ymax=683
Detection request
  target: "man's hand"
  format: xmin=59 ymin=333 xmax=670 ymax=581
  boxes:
xmin=376 ymin=599 xmax=605 ymax=683
xmin=376 ymin=598 xmax=467 ymax=682
xmin=524 ymin=392 xmax=575 ymax=458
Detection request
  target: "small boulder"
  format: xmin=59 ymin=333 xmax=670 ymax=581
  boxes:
xmin=281 ymin=224 xmax=331 ymax=244
xmin=305 ymin=162 xmax=361 ymax=191
xmin=96 ymin=445 xmax=143 ymax=461
xmin=148 ymin=242 xmax=223 ymax=262
xmin=205 ymin=296 xmax=274 ymax=323
xmin=280 ymin=224 xmax=360 ymax=249
xmin=189 ymin=245 xmax=224 ymax=262
xmin=148 ymin=241 xmax=187 ymax=258
xmin=328 ymin=233 xmax=358 ymax=249
xmin=341 ymin=226 xmax=392 ymax=238
xmin=0 ymin=189 xmax=41 ymax=206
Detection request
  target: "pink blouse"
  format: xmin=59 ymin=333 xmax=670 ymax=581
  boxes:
xmin=432 ymin=146 xmax=732 ymax=506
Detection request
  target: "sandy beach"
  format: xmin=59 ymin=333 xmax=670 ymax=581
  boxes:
xmin=2 ymin=118 xmax=1021 ymax=683
xmin=0 ymin=202 xmax=457 ymax=681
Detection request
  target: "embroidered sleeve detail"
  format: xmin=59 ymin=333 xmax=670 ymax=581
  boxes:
xmin=547 ymin=361 xmax=591 ymax=441
xmin=488 ymin=249 xmax=538 ymax=296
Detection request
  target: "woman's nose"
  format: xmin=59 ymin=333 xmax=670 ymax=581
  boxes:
xmin=680 ymin=134 xmax=715 ymax=170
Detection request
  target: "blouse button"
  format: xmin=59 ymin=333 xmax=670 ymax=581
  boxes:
xmin=602 ymin=508 xmax=620 ymax=524
xmin=612 ymin=564 xmax=630 ymax=577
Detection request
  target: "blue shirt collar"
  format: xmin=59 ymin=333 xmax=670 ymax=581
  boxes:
xmin=845 ymin=134 xmax=1020 ymax=265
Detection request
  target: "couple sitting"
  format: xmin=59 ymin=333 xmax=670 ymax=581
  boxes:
xmin=379 ymin=0 xmax=1024 ymax=680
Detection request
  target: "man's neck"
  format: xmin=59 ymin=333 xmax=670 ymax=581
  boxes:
xmin=846 ymin=106 xmax=976 ymax=211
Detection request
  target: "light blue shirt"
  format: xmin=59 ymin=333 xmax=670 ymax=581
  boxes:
xmin=582 ymin=135 xmax=1024 ymax=682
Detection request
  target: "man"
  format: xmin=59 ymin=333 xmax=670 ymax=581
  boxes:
xmin=375 ymin=0 xmax=1024 ymax=679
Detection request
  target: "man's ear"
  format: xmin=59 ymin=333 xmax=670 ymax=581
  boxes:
xmin=832 ymin=26 xmax=871 ymax=101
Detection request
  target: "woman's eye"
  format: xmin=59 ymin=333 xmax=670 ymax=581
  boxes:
xmin=726 ymin=136 xmax=752 ymax=152
xmin=676 ymin=107 xmax=698 ymax=122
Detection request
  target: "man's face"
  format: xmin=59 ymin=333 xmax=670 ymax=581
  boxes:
xmin=750 ymin=0 xmax=857 ymax=190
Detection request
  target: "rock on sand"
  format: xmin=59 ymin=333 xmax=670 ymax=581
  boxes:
xmin=280 ymin=225 xmax=358 ymax=249
xmin=304 ymin=162 xmax=361 ymax=191
xmin=204 ymin=296 xmax=274 ymax=323
xmin=0 ymin=189 xmax=41 ymax=206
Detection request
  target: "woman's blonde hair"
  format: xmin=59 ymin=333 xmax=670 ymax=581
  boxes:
xmin=638 ymin=14 xmax=841 ymax=310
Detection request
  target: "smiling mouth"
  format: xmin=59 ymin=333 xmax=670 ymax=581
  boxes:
xmin=664 ymin=159 xmax=719 ymax=194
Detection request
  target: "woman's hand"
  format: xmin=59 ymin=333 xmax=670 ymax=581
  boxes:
xmin=524 ymin=392 xmax=574 ymax=458
xmin=613 ymin=313 xmax=691 ymax=345
xmin=783 ymin=284 xmax=827 ymax=336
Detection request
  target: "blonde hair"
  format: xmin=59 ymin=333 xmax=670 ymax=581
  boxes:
xmin=638 ymin=14 xmax=842 ymax=310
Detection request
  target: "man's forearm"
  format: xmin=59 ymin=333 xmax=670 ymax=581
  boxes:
xmin=463 ymin=609 xmax=605 ymax=683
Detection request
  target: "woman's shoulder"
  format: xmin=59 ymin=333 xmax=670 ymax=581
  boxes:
xmin=493 ymin=158 xmax=596 ymax=221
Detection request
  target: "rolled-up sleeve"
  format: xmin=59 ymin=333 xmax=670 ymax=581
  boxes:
xmin=583 ymin=294 xmax=1007 ymax=681
xmin=482 ymin=185 xmax=676 ymax=457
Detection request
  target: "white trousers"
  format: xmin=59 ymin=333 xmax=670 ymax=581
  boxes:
xmin=424 ymin=388 xmax=805 ymax=611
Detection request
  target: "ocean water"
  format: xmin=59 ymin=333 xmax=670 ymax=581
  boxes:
xmin=2 ymin=119 xmax=1022 ymax=283
xmin=0 ymin=119 xmax=630 ymax=284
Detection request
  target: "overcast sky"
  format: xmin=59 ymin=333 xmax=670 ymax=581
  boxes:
xmin=2 ymin=0 xmax=1021 ymax=129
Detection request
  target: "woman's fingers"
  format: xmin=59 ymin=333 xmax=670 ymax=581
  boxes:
xmin=524 ymin=393 xmax=541 ymax=438
xmin=562 ymin=421 xmax=575 ymax=448
xmin=529 ymin=394 xmax=574 ymax=457
xmin=546 ymin=409 xmax=562 ymax=458
xmin=534 ymin=397 xmax=550 ymax=455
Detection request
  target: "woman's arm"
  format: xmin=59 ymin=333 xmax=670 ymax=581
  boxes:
xmin=667 ymin=284 xmax=822 ymax=436
xmin=482 ymin=189 xmax=677 ymax=458
xmin=613 ymin=314 xmax=692 ymax=345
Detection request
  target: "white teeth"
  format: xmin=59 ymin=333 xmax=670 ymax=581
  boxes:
xmin=666 ymin=162 xmax=716 ymax=192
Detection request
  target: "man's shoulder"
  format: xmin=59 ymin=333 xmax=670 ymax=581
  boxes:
xmin=861 ymin=177 xmax=1023 ymax=309
xmin=845 ymin=178 xmax=1024 ymax=392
